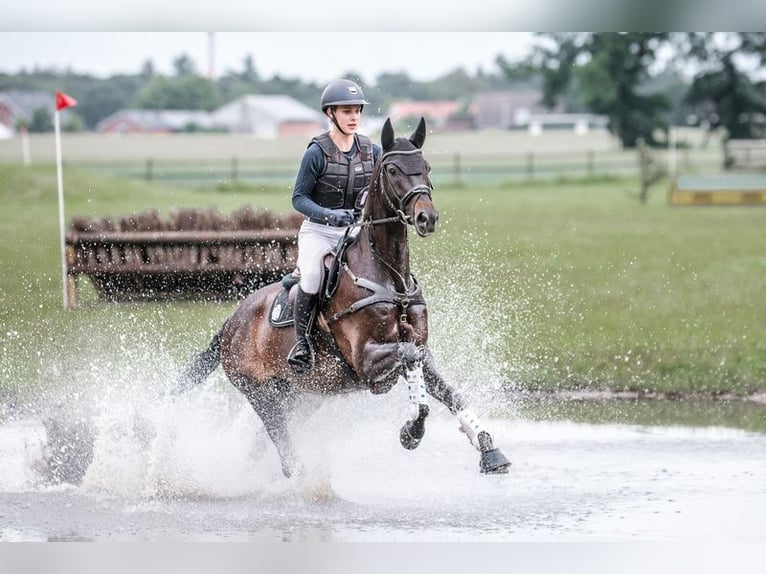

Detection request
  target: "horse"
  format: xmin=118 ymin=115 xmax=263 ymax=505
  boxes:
xmin=176 ymin=117 xmax=511 ymax=478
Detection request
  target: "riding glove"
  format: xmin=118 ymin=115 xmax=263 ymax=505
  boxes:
xmin=326 ymin=209 xmax=355 ymax=227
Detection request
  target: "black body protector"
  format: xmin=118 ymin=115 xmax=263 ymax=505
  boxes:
xmin=310 ymin=132 xmax=375 ymax=212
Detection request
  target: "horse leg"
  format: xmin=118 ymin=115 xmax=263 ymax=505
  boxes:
xmin=399 ymin=360 xmax=430 ymax=450
xmin=235 ymin=376 xmax=301 ymax=478
xmin=359 ymin=341 xmax=430 ymax=450
xmin=422 ymin=350 xmax=511 ymax=474
xmin=172 ymin=330 xmax=222 ymax=394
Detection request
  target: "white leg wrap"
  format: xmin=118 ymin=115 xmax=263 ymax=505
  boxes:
xmin=457 ymin=408 xmax=485 ymax=451
xmin=404 ymin=363 xmax=427 ymax=420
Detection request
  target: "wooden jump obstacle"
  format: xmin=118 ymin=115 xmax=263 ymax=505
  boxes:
xmin=64 ymin=207 xmax=301 ymax=305
xmin=668 ymin=174 xmax=766 ymax=206
xmin=724 ymin=139 xmax=766 ymax=171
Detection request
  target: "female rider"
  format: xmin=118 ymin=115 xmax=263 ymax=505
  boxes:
xmin=287 ymin=78 xmax=382 ymax=373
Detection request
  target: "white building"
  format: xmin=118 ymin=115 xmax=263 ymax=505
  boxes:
xmin=524 ymin=113 xmax=609 ymax=136
xmin=211 ymin=94 xmax=325 ymax=138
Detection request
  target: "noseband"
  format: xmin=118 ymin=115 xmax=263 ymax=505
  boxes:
xmin=359 ymin=148 xmax=433 ymax=227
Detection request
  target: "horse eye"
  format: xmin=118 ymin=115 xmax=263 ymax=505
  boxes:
xmin=387 ymin=167 xmax=397 ymax=176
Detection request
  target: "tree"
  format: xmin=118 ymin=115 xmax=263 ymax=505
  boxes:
xmin=63 ymin=113 xmax=86 ymax=132
xmin=27 ymin=107 xmax=54 ymax=132
xmin=172 ymin=54 xmax=196 ymax=77
xmin=140 ymin=59 xmax=156 ymax=79
xmin=241 ymin=54 xmax=258 ymax=82
xmin=681 ymin=33 xmax=766 ymax=140
xmin=134 ymin=75 xmax=221 ymax=111
xmin=76 ymin=76 xmax=144 ymax=128
xmin=512 ymin=33 xmax=672 ymax=148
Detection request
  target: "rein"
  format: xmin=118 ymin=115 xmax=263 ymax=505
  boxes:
xmin=326 ymin=147 xmax=431 ymax=325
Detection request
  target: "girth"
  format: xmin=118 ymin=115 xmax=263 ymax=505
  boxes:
xmin=327 ymin=263 xmax=426 ymax=324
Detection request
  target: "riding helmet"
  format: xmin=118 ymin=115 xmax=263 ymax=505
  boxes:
xmin=320 ymin=79 xmax=369 ymax=112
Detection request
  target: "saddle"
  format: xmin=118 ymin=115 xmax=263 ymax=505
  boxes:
xmin=268 ymin=231 xmax=358 ymax=328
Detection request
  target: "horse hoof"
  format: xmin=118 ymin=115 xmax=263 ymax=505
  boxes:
xmin=399 ymin=404 xmax=429 ymax=450
xmin=400 ymin=426 xmax=422 ymax=450
xmin=479 ymin=448 xmax=511 ymax=474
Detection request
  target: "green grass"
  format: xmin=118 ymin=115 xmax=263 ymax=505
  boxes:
xmin=416 ymin=177 xmax=766 ymax=396
xmin=1 ymin=165 xmax=765 ymax=400
xmin=0 ymin=165 xmax=291 ymax=399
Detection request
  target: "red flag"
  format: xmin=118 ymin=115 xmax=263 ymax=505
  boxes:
xmin=55 ymin=91 xmax=77 ymax=111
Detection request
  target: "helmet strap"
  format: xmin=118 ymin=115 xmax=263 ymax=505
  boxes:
xmin=329 ymin=108 xmax=351 ymax=136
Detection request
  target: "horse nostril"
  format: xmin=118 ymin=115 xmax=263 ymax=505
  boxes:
xmin=415 ymin=211 xmax=437 ymax=235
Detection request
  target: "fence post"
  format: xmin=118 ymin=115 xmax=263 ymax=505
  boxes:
xmin=587 ymin=150 xmax=594 ymax=176
xmin=232 ymin=156 xmax=239 ymax=182
xmin=526 ymin=151 xmax=534 ymax=180
xmin=146 ymin=157 xmax=153 ymax=182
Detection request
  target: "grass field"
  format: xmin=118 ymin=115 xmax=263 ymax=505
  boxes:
xmin=0 ymin=163 xmax=764 ymax=401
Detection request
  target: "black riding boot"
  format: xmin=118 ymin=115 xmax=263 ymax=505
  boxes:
xmin=287 ymin=287 xmax=319 ymax=374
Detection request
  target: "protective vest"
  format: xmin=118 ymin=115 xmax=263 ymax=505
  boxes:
xmin=310 ymin=132 xmax=375 ymax=210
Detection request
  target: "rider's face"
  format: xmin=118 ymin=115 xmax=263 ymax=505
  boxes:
xmin=330 ymin=105 xmax=362 ymax=133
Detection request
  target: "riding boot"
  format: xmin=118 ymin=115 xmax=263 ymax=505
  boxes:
xmin=287 ymin=287 xmax=319 ymax=374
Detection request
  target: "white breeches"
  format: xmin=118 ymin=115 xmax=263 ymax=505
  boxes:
xmin=296 ymin=220 xmax=352 ymax=294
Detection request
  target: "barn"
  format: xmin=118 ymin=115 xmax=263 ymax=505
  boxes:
xmin=211 ymin=94 xmax=325 ymax=138
xmin=0 ymin=90 xmax=60 ymax=137
xmin=96 ymin=109 xmax=217 ymax=134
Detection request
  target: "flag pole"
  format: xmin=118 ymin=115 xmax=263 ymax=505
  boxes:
xmin=54 ymin=106 xmax=69 ymax=310
xmin=54 ymin=91 xmax=77 ymax=309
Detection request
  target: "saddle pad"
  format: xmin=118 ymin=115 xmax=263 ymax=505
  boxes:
xmin=268 ymin=288 xmax=293 ymax=327
xmin=268 ymin=274 xmax=299 ymax=327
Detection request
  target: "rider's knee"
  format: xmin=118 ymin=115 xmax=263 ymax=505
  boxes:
xmin=299 ymin=268 xmax=322 ymax=294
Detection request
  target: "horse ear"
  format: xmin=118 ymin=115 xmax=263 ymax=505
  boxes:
xmin=409 ymin=117 xmax=426 ymax=149
xmin=381 ymin=118 xmax=394 ymax=151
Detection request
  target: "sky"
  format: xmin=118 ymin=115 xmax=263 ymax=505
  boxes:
xmin=0 ymin=33 xmax=535 ymax=84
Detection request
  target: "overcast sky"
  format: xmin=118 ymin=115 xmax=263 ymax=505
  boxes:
xmin=0 ymin=33 xmax=535 ymax=84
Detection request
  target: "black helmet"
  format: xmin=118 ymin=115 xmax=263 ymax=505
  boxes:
xmin=321 ymin=79 xmax=369 ymax=112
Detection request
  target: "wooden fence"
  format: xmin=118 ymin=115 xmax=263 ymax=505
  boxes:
xmin=64 ymin=207 xmax=300 ymax=304
xmin=725 ymin=139 xmax=766 ymax=171
xmin=66 ymin=230 xmax=298 ymax=304
xmin=67 ymin=144 xmax=721 ymax=189
xmin=70 ymin=148 xmax=700 ymax=187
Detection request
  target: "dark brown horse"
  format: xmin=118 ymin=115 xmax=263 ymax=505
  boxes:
xmin=176 ymin=118 xmax=510 ymax=477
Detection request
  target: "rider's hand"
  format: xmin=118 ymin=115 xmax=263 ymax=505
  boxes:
xmin=327 ymin=209 xmax=355 ymax=227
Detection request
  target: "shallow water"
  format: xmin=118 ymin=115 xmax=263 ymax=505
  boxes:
xmin=1 ymin=383 xmax=764 ymax=542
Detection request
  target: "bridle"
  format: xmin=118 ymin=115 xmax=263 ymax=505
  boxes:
xmin=354 ymin=148 xmax=433 ymax=228
xmin=327 ymin=148 xmax=433 ymax=324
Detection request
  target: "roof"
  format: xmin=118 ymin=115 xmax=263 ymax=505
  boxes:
xmin=0 ymin=90 xmax=57 ymax=120
xmin=388 ymin=100 xmax=460 ymax=121
xmin=212 ymin=94 xmax=324 ymax=125
xmin=97 ymin=109 xmax=215 ymax=131
xmin=471 ymin=89 xmax=555 ymax=129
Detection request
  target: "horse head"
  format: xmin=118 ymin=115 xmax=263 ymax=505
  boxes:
xmin=368 ymin=117 xmax=439 ymax=237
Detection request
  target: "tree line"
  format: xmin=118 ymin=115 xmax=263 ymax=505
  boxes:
xmin=0 ymin=52 xmax=522 ymax=135
xmin=2 ymin=33 xmax=765 ymax=148
xmin=501 ymin=32 xmax=766 ymax=147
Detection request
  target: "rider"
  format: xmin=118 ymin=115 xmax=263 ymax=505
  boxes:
xmin=287 ymin=78 xmax=382 ymax=374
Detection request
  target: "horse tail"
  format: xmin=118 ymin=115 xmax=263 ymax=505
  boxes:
xmin=171 ymin=324 xmax=225 ymax=395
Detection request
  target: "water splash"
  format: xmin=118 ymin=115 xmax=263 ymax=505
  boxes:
xmin=416 ymin=228 xmax=566 ymax=417
xmin=0 ymin=228 xmax=539 ymax=498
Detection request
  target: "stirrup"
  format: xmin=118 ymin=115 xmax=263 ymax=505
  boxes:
xmin=288 ymin=338 xmax=315 ymax=373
